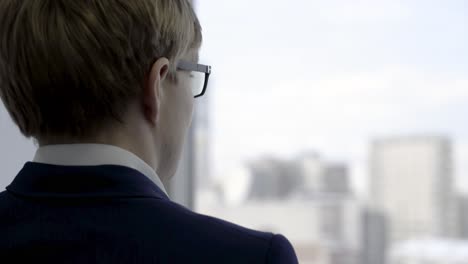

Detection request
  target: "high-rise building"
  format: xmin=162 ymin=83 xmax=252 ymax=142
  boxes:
xmin=319 ymin=197 xmax=362 ymax=264
xmin=247 ymin=157 xmax=301 ymax=200
xmin=247 ymin=154 xmax=350 ymax=200
xmin=296 ymin=152 xmax=323 ymax=193
xmin=370 ymin=136 xmax=457 ymax=243
xmin=323 ymin=163 xmax=350 ymax=194
xmin=295 ymin=153 xmax=350 ymax=195
xmin=456 ymin=195 xmax=468 ymax=239
xmin=361 ymin=208 xmax=388 ymax=264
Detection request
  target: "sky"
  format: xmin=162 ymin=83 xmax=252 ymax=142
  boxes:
xmin=196 ymin=0 xmax=468 ymax=196
xmin=0 ymin=0 xmax=466 ymax=197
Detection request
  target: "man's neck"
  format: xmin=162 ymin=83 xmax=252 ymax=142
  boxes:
xmin=38 ymin=132 xmax=160 ymax=181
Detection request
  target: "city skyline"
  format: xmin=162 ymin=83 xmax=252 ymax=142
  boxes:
xmin=201 ymin=135 xmax=464 ymax=264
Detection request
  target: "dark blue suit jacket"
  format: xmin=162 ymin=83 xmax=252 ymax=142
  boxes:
xmin=0 ymin=162 xmax=298 ymax=263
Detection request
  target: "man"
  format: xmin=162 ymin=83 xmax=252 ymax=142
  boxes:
xmin=0 ymin=0 xmax=298 ymax=263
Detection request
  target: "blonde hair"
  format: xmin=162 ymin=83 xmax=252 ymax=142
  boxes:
xmin=0 ymin=0 xmax=202 ymax=140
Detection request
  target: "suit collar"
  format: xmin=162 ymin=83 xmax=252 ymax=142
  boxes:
xmin=32 ymin=143 xmax=168 ymax=196
xmin=6 ymin=162 xmax=170 ymax=200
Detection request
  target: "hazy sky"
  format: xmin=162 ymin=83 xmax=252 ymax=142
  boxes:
xmin=196 ymin=0 xmax=468 ymax=195
xmin=0 ymin=0 xmax=466 ymax=197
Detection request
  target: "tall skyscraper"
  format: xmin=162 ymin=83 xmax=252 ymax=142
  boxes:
xmin=370 ymin=136 xmax=457 ymax=243
xmin=361 ymin=208 xmax=388 ymax=264
xmin=456 ymin=195 xmax=468 ymax=239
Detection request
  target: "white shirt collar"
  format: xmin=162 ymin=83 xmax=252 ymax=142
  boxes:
xmin=32 ymin=144 xmax=168 ymax=196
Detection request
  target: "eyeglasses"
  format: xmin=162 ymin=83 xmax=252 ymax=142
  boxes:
xmin=177 ymin=60 xmax=211 ymax=98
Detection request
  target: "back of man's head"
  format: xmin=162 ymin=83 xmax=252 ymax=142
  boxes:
xmin=0 ymin=0 xmax=201 ymax=142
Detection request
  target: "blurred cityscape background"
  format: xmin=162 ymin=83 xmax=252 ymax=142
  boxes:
xmin=1 ymin=0 xmax=468 ymax=264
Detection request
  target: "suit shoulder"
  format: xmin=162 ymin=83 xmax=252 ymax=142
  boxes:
xmin=154 ymin=199 xmax=274 ymax=243
xmin=266 ymin=234 xmax=299 ymax=264
xmin=0 ymin=190 xmax=15 ymax=209
xmin=150 ymin=200 xmax=298 ymax=263
xmin=145 ymin=199 xmax=284 ymax=259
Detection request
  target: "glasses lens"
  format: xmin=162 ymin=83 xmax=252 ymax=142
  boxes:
xmin=190 ymin=71 xmax=205 ymax=97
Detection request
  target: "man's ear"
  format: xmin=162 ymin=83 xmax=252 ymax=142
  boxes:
xmin=143 ymin=57 xmax=170 ymax=126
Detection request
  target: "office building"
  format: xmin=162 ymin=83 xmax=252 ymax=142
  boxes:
xmin=456 ymin=195 xmax=468 ymax=239
xmin=370 ymin=136 xmax=457 ymax=243
xmin=361 ymin=208 xmax=388 ymax=264
xmin=323 ymin=163 xmax=350 ymax=194
xmin=295 ymin=153 xmax=350 ymax=195
xmin=247 ymin=157 xmax=302 ymax=200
